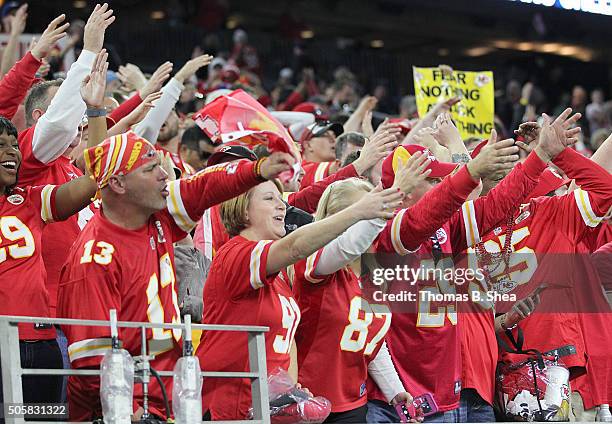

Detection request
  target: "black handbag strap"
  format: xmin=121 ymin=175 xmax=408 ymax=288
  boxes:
xmin=497 ymin=327 xmax=546 ymax=370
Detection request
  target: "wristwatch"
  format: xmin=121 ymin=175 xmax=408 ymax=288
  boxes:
xmin=86 ymin=107 xmax=107 ymax=117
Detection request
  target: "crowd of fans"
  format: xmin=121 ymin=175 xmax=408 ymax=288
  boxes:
xmin=0 ymin=2 xmax=610 ymax=423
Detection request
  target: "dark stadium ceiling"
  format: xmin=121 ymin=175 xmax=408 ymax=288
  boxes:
xmin=32 ymin=0 xmax=612 ymax=63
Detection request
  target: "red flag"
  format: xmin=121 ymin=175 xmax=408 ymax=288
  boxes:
xmin=194 ymin=90 xmax=300 ymax=181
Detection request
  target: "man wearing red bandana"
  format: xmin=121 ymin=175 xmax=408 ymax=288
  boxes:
xmin=57 ymin=131 xmax=294 ymax=420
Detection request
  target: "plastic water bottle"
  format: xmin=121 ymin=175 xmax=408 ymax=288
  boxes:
xmin=173 ymin=315 xmax=203 ymax=424
xmin=597 ymin=404 xmax=612 ymax=422
xmin=100 ymin=310 xmax=134 ymax=424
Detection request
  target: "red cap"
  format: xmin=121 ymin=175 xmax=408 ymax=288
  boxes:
xmin=293 ymin=102 xmax=329 ymax=121
xmin=527 ymin=168 xmax=569 ymax=199
xmin=381 ymin=145 xmax=458 ymax=189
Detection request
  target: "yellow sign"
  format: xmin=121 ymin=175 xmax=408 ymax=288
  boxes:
xmin=413 ymin=67 xmax=494 ymax=140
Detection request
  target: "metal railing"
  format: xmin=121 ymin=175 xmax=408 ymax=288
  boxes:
xmin=0 ymin=315 xmax=271 ymax=424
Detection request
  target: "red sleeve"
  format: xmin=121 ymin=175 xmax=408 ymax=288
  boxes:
xmin=216 ymin=238 xmax=279 ymax=299
xmin=292 ymin=249 xmax=326 ymax=284
xmin=0 ymin=52 xmax=41 ymax=120
xmin=279 ymin=90 xmax=305 ymax=111
xmin=26 ymin=184 xmax=59 ymax=224
xmin=529 ymin=149 xmax=612 ymax=245
xmin=108 ymin=93 xmax=142 ymax=126
xmin=165 ymin=160 xmax=261 ymax=235
xmin=286 ymin=164 xmax=359 ymax=213
xmin=449 ymin=150 xmax=547 ymax=251
xmin=552 ymin=148 xmax=612 ymax=220
xmin=375 ymin=165 xmax=479 ymax=253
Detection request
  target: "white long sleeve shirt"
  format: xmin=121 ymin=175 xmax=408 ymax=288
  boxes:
xmin=133 ymin=77 xmax=184 ymax=143
xmin=31 ymin=49 xmax=96 ymax=164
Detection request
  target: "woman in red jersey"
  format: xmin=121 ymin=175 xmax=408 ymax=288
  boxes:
xmin=198 ymin=174 xmax=405 ymax=421
xmin=0 ymin=115 xmax=97 ymax=404
xmin=292 ymin=153 xmax=432 ymax=423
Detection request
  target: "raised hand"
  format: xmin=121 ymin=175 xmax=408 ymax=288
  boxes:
xmin=411 ymin=127 xmax=451 ymax=162
xmin=175 ymin=54 xmax=214 ymax=83
xmin=351 ymin=184 xmax=405 ymax=220
xmin=83 ymin=3 xmax=115 ymax=53
xmin=10 ymin=3 xmax=28 ymax=36
xmin=535 ymin=108 xmax=581 ymax=162
xmin=352 ymin=130 xmax=398 ymax=175
xmin=125 ymin=91 xmax=162 ymax=126
xmin=432 ymin=112 xmax=462 ymax=147
xmin=361 ymin=110 xmax=374 ymax=137
xmin=30 ymin=14 xmax=69 ymax=60
xmin=259 ymin=152 xmax=296 ymax=180
xmin=117 ymin=63 xmax=147 ymax=91
xmin=372 ymin=118 xmax=403 ymax=141
xmin=139 ymin=61 xmax=173 ymax=98
xmin=466 ymin=129 xmax=519 ymax=179
xmin=80 ymin=49 xmax=108 ymax=108
xmin=391 ymin=151 xmax=432 ymax=196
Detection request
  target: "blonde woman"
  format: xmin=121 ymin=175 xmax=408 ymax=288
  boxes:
xmin=292 ymin=153 xmax=432 ymax=423
xmin=197 ymin=175 xmax=404 ymax=421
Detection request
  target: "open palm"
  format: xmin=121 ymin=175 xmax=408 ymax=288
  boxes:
xmin=80 ymin=49 xmax=108 ymax=108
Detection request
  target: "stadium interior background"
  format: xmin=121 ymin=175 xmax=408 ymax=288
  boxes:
xmin=29 ymin=0 xmax=612 ymax=117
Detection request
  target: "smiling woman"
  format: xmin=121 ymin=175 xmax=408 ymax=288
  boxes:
xmin=0 ymin=115 xmax=97 ymax=405
xmin=197 ymin=176 xmax=405 ymax=421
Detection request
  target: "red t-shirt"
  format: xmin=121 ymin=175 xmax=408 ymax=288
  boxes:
xmin=197 ymin=236 xmax=300 ymax=420
xmin=293 ymin=250 xmax=391 ymax=413
xmin=18 ymin=126 xmax=95 ymax=316
xmin=0 ymin=185 xmax=58 ymax=340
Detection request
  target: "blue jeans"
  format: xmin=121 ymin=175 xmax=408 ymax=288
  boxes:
xmin=55 ymin=327 xmax=70 ymax=403
xmin=0 ymin=339 xmax=63 ymax=404
xmin=458 ymin=389 xmax=495 ymax=423
xmin=366 ymin=400 xmax=400 ymax=423
xmin=423 ymin=408 xmax=460 ymax=423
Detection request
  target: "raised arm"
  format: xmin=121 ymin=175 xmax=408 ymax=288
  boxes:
xmin=0 ymin=15 xmax=68 ymax=120
xmin=31 ymin=4 xmax=114 ymax=164
xmin=166 ymin=153 xmax=295 ymax=234
xmin=133 ymin=55 xmax=211 ymax=143
xmin=456 ymin=108 xmax=583 ymax=249
xmin=266 ymin=185 xmax=403 ymax=274
xmin=433 ymin=112 xmax=471 ymax=164
xmin=0 ymin=4 xmax=27 ymax=77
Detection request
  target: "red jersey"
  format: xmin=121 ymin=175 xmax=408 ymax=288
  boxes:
xmin=0 ymin=185 xmax=58 ymax=340
xmin=57 ymin=160 xmax=263 ymax=420
xmin=461 ymin=149 xmax=612 ymax=404
xmin=293 ymin=251 xmax=392 ymax=412
xmin=156 ymin=145 xmax=194 ymax=176
xmin=197 ymin=236 xmax=300 ymax=420
xmin=300 ymin=160 xmax=336 ymax=189
xmin=18 ymin=127 xmax=95 ymax=316
xmin=371 ymin=153 xmax=548 ymax=411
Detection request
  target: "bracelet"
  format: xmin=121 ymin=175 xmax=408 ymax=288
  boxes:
xmin=86 ymin=108 xmax=107 ymax=117
xmin=500 ymin=314 xmax=517 ymax=331
xmin=254 ymin=157 xmax=267 ymax=181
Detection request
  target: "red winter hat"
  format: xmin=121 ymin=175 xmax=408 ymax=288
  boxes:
xmin=381 ymin=145 xmax=458 ymax=189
